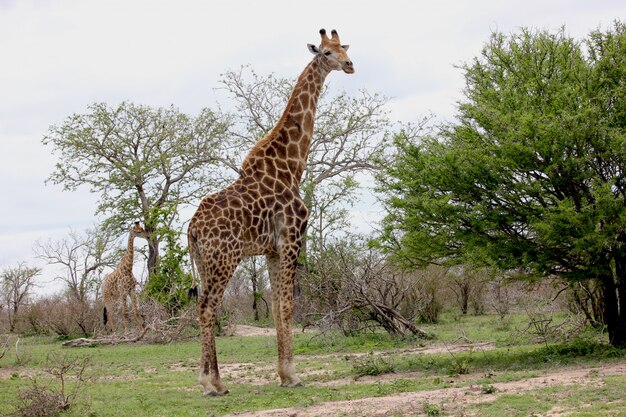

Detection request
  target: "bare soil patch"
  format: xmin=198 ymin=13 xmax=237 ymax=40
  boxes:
xmin=227 ymin=325 xmax=277 ymax=337
xmin=0 ymin=366 xmax=41 ymax=381
xmin=226 ymin=325 xmax=314 ymax=337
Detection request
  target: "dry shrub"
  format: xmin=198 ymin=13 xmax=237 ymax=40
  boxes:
xmin=568 ymin=279 xmax=604 ymax=327
xmin=485 ymin=277 xmax=512 ymax=319
xmin=411 ymin=265 xmax=444 ymax=324
xmin=23 ymin=295 xmax=100 ymax=337
xmin=226 ymin=258 xmax=272 ymax=323
xmin=139 ymin=298 xmax=199 ymax=343
xmin=13 ymin=353 xmax=91 ymax=417
xmin=445 ymin=266 xmax=490 ymax=316
xmin=302 ymin=244 xmax=436 ymax=336
xmin=15 ymin=389 xmax=67 ymax=417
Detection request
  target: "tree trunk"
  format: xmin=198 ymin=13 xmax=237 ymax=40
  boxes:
xmin=147 ymin=235 xmax=159 ymax=282
xmin=598 ymin=265 xmax=626 ymax=347
xmin=611 ymin=252 xmax=626 ymax=346
xmin=456 ymin=279 xmax=470 ymax=315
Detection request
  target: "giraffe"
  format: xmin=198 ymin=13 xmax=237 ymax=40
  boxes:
xmin=188 ymin=28 xmax=354 ymax=395
xmin=102 ymin=222 xmax=150 ymax=334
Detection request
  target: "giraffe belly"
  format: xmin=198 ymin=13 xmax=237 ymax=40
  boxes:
xmin=240 ymin=230 xmax=273 ymax=256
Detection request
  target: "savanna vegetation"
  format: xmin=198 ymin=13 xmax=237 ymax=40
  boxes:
xmin=2 ymin=21 xmax=626 ymax=416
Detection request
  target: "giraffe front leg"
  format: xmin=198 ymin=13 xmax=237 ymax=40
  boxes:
xmin=197 ymin=290 xmax=229 ymax=396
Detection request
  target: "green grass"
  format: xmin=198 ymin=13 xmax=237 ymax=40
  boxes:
xmin=390 ymin=339 xmax=626 ymax=377
xmin=420 ymin=310 xmax=592 ymax=346
xmin=1 ymin=313 xmax=624 ymax=416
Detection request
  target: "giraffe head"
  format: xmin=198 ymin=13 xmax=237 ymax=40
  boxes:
xmin=130 ymin=222 xmax=150 ymax=240
xmin=308 ymin=29 xmax=354 ymax=74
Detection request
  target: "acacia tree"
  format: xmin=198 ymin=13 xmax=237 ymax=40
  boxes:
xmin=43 ymin=102 xmax=232 ymax=282
xmin=1 ymin=263 xmax=41 ymax=332
xmin=376 ymin=23 xmax=626 ymax=346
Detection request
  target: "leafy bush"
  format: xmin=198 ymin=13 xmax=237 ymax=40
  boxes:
xmin=144 ymin=224 xmax=194 ymax=314
xmin=540 ymin=340 xmax=626 ymax=359
xmin=423 ymin=403 xmax=441 ymax=416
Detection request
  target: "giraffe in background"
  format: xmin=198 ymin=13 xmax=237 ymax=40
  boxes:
xmin=188 ymin=28 xmax=354 ymax=395
xmin=102 ymin=222 xmax=150 ymax=333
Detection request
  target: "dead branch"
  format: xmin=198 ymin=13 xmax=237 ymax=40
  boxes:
xmin=352 ymin=298 xmax=430 ymax=338
xmin=0 ymin=334 xmax=12 ymax=360
xmin=62 ymin=306 xmax=198 ymax=347
xmin=62 ymin=326 xmax=148 ymax=347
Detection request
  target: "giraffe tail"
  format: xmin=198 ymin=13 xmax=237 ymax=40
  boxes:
xmin=103 ymin=306 xmax=109 ymax=326
xmin=187 ymin=227 xmax=199 ymax=301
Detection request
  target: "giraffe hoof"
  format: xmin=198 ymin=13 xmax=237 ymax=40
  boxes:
xmin=204 ymin=389 xmax=229 ymax=396
xmin=281 ymin=381 xmax=304 ymax=388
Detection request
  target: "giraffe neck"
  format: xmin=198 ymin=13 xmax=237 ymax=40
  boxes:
xmin=280 ymin=54 xmax=329 ymax=134
xmin=242 ymin=55 xmax=330 ymax=184
xmin=120 ymin=234 xmax=135 ymax=273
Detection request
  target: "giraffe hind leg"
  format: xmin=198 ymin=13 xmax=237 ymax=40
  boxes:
xmin=266 ymin=253 xmax=302 ymax=388
xmin=103 ymin=302 xmax=115 ymax=334
xmin=120 ymin=298 xmax=131 ymax=333
xmin=129 ymin=291 xmax=144 ymax=329
xmin=197 ymin=285 xmax=230 ymax=395
xmin=196 ymin=255 xmax=239 ymax=395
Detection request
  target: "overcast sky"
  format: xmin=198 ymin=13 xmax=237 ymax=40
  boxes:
xmin=1 ymin=0 xmax=625 ymax=292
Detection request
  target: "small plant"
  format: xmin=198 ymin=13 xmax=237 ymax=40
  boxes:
xmin=423 ymin=402 xmax=441 ymax=416
xmin=480 ymin=383 xmax=496 ymax=394
xmin=352 ymin=353 xmax=396 ymax=378
xmin=444 ymin=337 xmax=478 ymax=376
xmin=447 ymin=359 xmax=471 ymax=376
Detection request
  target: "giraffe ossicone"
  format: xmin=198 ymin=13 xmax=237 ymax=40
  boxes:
xmin=188 ymin=28 xmax=354 ymax=395
xmin=102 ymin=222 xmax=150 ymax=334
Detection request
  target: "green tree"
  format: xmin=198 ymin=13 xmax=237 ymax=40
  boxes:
xmin=43 ymin=102 xmax=232 ymax=282
xmin=144 ymin=205 xmax=194 ymax=313
xmin=376 ymin=23 xmax=626 ymax=346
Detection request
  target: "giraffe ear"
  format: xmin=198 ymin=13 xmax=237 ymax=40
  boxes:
xmin=342 ymin=44 xmax=350 ymax=51
xmin=308 ymin=44 xmax=319 ymax=55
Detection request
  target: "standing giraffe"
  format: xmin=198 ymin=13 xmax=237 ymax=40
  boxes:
xmin=102 ymin=222 xmax=150 ymax=334
xmin=188 ymin=29 xmax=354 ymax=395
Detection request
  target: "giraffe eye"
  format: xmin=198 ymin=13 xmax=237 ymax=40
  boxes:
xmin=324 ymin=51 xmax=332 ymax=56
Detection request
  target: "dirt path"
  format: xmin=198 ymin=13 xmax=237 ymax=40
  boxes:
xmin=225 ymin=362 xmax=626 ymax=417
